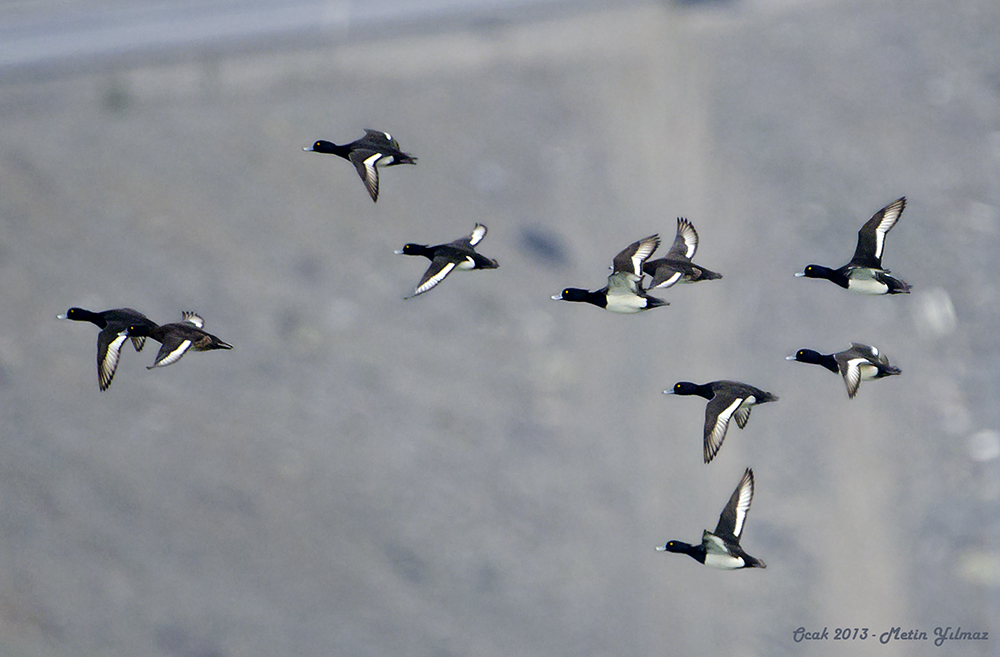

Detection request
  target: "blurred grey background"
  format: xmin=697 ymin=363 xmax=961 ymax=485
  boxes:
xmin=1 ymin=0 xmax=998 ymax=655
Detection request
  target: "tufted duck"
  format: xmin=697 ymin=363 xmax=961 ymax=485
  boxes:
xmin=787 ymin=343 xmax=900 ymax=398
xmin=643 ymin=217 xmax=722 ymax=289
xmin=657 ymin=467 xmax=766 ymax=569
xmin=552 ymin=234 xmax=668 ymax=313
xmin=796 ymin=197 xmax=910 ymax=294
xmin=304 ymin=129 xmax=416 ymax=202
xmin=58 ymin=307 xmax=156 ymax=391
xmin=396 ymin=224 xmax=498 ymax=298
xmin=666 ymin=380 xmax=778 ymax=463
xmin=126 ymin=312 xmax=232 ymax=369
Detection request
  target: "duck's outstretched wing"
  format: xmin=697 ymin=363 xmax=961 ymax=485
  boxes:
xmin=704 ymin=393 xmax=747 ymax=463
xmin=714 ymin=468 xmax=755 ymax=541
xmin=97 ymin=329 xmax=129 ymax=391
xmin=836 ymin=344 xmax=877 ymax=398
xmin=149 ymin=336 xmax=193 ymax=369
xmin=407 ymin=258 xmax=457 ymax=299
xmin=665 ymin=217 xmax=698 ymax=260
xmin=851 ymin=197 xmax=905 ymax=268
xmin=451 ymin=224 xmax=488 ymax=248
xmin=612 ymin=234 xmax=660 ymax=276
xmin=645 ymin=262 xmax=684 ymax=289
xmin=348 ymin=150 xmax=381 ymax=202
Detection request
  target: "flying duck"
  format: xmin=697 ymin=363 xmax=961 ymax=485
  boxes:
xmin=787 ymin=343 xmax=901 ymax=398
xmin=643 ymin=217 xmax=722 ymax=289
xmin=657 ymin=467 xmax=766 ymax=569
xmin=666 ymin=380 xmax=779 ymax=463
xmin=796 ymin=197 xmax=910 ymax=294
xmin=552 ymin=234 xmax=668 ymax=313
xmin=304 ymin=129 xmax=416 ymax=202
xmin=396 ymin=224 xmax=498 ymax=298
xmin=125 ymin=312 xmax=232 ymax=369
xmin=58 ymin=307 xmax=156 ymax=391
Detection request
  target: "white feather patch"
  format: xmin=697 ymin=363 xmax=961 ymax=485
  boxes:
xmin=412 ymin=262 xmax=456 ymax=297
xmin=731 ymin=471 xmax=754 ymax=538
xmin=468 ymin=224 xmax=488 ymax=246
xmin=872 ymin=198 xmax=904 ymax=260
xmin=707 ymin=397 xmax=744 ymax=460
xmin=845 ymin=276 xmax=890 ymax=294
xmin=676 ymin=218 xmax=698 ymax=258
xmin=652 ymin=271 xmax=683 ymax=289
xmin=100 ymin=334 xmax=129 ymax=390
xmin=181 ymin=312 xmax=204 ymax=328
xmin=364 ymin=151 xmax=381 ymax=170
xmin=842 ymin=358 xmax=864 ymax=398
xmin=155 ymin=340 xmax=192 ymax=368
xmin=704 ymin=553 xmax=745 ymax=570
xmin=630 ymin=236 xmax=659 ymax=276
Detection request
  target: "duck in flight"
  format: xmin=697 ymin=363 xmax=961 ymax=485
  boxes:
xmin=396 ymin=224 xmax=498 ymax=298
xmin=657 ymin=467 xmax=766 ymax=569
xmin=552 ymin=234 xmax=668 ymax=313
xmin=58 ymin=307 xmax=157 ymax=391
xmin=643 ymin=217 xmax=722 ymax=289
xmin=666 ymin=380 xmax=778 ymax=463
xmin=304 ymin=129 xmax=416 ymax=202
xmin=125 ymin=312 xmax=232 ymax=369
xmin=787 ymin=343 xmax=900 ymax=399
xmin=796 ymin=197 xmax=910 ymax=294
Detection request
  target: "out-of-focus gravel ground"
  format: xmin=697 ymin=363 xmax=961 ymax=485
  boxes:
xmin=0 ymin=0 xmax=997 ymax=655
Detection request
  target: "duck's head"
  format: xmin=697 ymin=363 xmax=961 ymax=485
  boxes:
xmin=796 ymin=264 xmax=832 ymax=279
xmin=395 ymin=244 xmax=428 ymax=256
xmin=665 ymin=381 xmax=700 ymax=396
xmin=787 ymin=348 xmax=839 ymax=374
xmin=656 ymin=541 xmax=689 ymax=553
xmin=303 ymin=140 xmax=335 ymax=153
xmin=787 ymin=349 xmax=823 ymax=364
xmin=551 ymin=288 xmax=589 ymax=302
xmin=57 ymin=307 xmax=86 ymax=320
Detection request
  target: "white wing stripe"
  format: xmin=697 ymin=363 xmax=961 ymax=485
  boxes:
xmin=843 ymin=358 xmax=863 ymax=397
xmin=631 ymin=238 xmax=658 ymax=275
xmin=363 ymin=152 xmax=381 ymax=181
xmin=652 ymin=271 xmax=683 ymax=289
xmin=873 ymin=199 xmax=903 ymax=260
xmin=100 ymin=334 xmax=128 ymax=388
xmin=157 ymin=340 xmax=193 ymax=368
xmin=414 ymin=262 xmax=456 ymax=296
xmin=677 ymin=218 xmax=698 ymax=258
xmin=708 ymin=397 xmax=743 ymax=459
xmin=732 ymin=473 xmax=754 ymax=538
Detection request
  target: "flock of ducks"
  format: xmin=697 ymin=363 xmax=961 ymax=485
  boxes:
xmin=60 ymin=129 xmax=910 ymax=571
